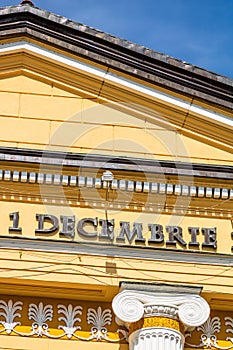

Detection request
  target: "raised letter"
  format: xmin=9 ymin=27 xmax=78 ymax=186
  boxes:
xmin=148 ymin=224 xmax=164 ymax=243
xmin=77 ymin=218 xmax=98 ymax=238
xmin=116 ymin=222 xmax=145 ymax=243
xmin=35 ymin=214 xmax=59 ymax=234
xmin=188 ymin=227 xmax=200 ymax=247
xmin=60 ymin=215 xmax=75 ymax=238
xmin=166 ymin=226 xmax=187 ymax=247
xmin=99 ymin=219 xmax=114 ymax=241
xmin=202 ymin=227 xmax=217 ymax=249
xmin=9 ymin=212 xmax=22 ymax=233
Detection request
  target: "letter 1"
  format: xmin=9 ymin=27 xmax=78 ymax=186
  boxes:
xmin=9 ymin=212 xmax=22 ymax=233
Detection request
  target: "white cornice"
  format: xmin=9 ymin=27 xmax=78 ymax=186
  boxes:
xmin=0 ymin=41 xmax=232 ymax=129
xmin=0 ymin=169 xmax=232 ymax=202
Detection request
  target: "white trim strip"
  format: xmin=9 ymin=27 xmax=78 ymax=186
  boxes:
xmin=0 ymin=41 xmax=232 ymax=128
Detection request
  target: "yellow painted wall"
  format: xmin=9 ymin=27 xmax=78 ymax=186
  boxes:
xmin=0 ymin=336 xmax=128 ymax=350
xmin=0 ymin=73 xmax=232 ymax=165
xmin=0 ymin=247 xmax=233 ymax=297
xmin=0 ymin=45 xmax=233 ymax=350
xmin=0 ymin=202 xmax=231 ymax=254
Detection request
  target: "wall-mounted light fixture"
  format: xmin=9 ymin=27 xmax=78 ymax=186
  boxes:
xmin=102 ymin=171 xmax=114 ymax=220
xmin=101 ymin=170 xmax=114 ymax=183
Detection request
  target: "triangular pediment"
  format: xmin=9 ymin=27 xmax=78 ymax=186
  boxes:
xmin=0 ymin=4 xmax=232 ymax=158
xmin=0 ymin=59 xmax=232 ymax=166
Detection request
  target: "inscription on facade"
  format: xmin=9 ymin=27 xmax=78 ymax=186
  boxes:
xmin=5 ymin=211 xmax=223 ymax=250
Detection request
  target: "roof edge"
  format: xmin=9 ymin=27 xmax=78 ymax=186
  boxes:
xmin=0 ymin=4 xmax=232 ymax=88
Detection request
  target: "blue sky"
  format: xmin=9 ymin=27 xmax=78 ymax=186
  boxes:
xmin=1 ymin=0 xmax=233 ymax=78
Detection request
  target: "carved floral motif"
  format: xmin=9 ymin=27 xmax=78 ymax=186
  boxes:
xmin=87 ymin=306 xmax=112 ymax=340
xmin=2 ymin=296 xmax=233 ymax=349
xmin=28 ymin=302 xmax=53 ymax=336
xmin=0 ymin=298 xmax=127 ymax=342
xmin=0 ymin=300 xmax=23 ymax=334
xmin=186 ymin=316 xmax=233 ymax=349
xmin=225 ymin=316 xmax=233 ymax=343
xmin=197 ymin=316 xmax=221 ymax=348
xmin=58 ymin=304 xmax=82 ymax=339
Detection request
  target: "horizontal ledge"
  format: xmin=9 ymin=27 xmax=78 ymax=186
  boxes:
xmin=0 ymin=236 xmax=233 ymax=266
xmin=0 ymin=168 xmax=232 ymax=200
xmin=0 ymin=146 xmax=233 ymax=180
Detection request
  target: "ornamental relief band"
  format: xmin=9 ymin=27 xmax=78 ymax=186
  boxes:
xmin=1 ymin=295 xmax=233 ymax=349
xmin=5 ymin=211 xmax=228 ymax=250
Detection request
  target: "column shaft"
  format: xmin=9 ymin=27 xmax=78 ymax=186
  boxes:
xmin=129 ymin=328 xmax=183 ymax=350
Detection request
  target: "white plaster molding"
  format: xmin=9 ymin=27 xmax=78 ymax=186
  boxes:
xmin=1 ymin=169 xmax=232 ymax=202
xmin=0 ymin=41 xmax=232 ymax=129
xmin=144 ymin=304 xmax=178 ymax=319
xmin=0 ymin=298 xmax=127 ymax=342
xmin=112 ymin=290 xmax=210 ymax=328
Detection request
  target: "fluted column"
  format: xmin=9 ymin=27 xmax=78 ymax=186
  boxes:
xmin=112 ymin=283 xmax=210 ymax=350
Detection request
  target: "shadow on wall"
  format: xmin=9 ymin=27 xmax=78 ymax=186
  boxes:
xmin=119 ymin=344 xmax=129 ymax=350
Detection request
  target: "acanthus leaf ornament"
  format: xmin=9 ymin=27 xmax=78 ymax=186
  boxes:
xmin=28 ymin=302 xmax=53 ymax=336
xmin=58 ymin=304 xmax=82 ymax=339
xmin=87 ymin=306 xmax=112 ymax=340
xmin=197 ymin=316 xmax=221 ymax=348
xmin=186 ymin=317 xmax=233 ymax=350
xmin=0 ymin=299 xmax=23 ymax=334
xmin=0 ymin=298 xmax=127 ymax=342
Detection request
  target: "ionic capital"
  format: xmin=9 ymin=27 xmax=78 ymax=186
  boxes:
xmin=112 ymin=285 xmax=210 ymax=329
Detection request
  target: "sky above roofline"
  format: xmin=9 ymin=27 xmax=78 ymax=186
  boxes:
xmin=0 ymin=0 xmax=233 ymax=79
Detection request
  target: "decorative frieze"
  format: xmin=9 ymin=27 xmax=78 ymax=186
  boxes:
xmin=1 ymin=297 xmax=233 ymax=348
xmin=0 ymin=169 xmax=232 ymax=201
xmin=0 ymin=298 xmax=127 ymax=342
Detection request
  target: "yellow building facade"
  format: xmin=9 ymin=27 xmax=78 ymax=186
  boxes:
xmin=0 ymin=2 xmax=233 ymax=350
